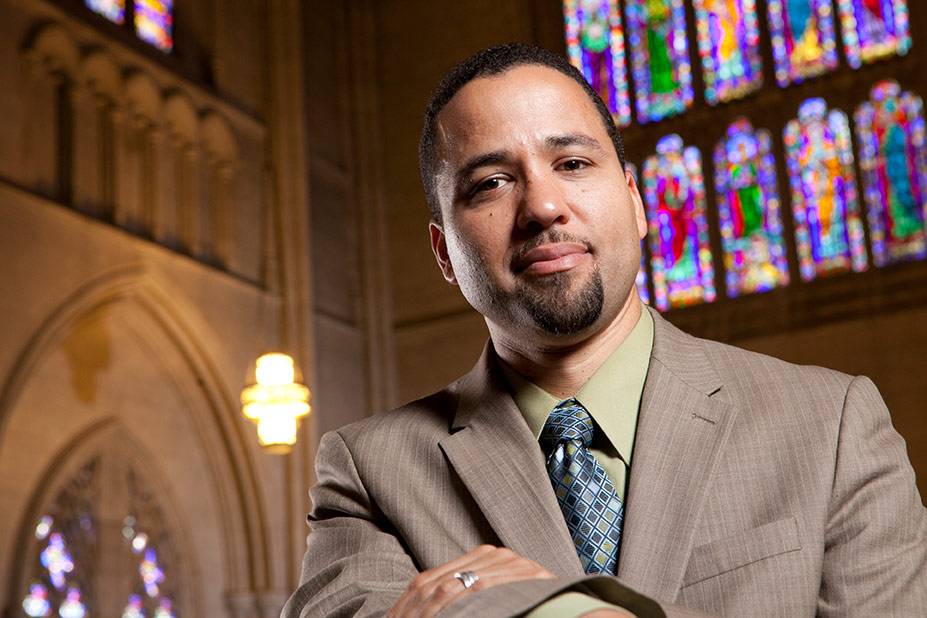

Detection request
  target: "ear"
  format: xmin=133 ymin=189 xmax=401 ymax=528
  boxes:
xmin=429 ymin=221 xmax=458 ymax=285
xmin=625 ymin=167 xmax=648 ymax=242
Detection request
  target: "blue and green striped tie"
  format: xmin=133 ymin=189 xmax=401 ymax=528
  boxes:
xmin=540 ymin=398 xmax=623 ymax=575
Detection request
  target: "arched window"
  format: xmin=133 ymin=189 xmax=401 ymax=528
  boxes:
xmin=836 ymin=0 xmax=910 ymax=69
xmin=785 ymin=98 xmax=867 ymax=280
xmin=766 ymin=0 xmax=840 ymax=86
xmin=715 ymin=119 xmax=790 ymax=296
xmin=644 ymin=135 xmax=716 ymax=311
xmin=564 ymin=0 xmax=632 ymax=126
xmin=855 ymin=80 xmax=927 ymax=266
xmin=625 ymin=0 xmax=693 ymax=123
xmin=693 ymin=0 xmax=764 ymax=104
xmin=85 ymin=0 xmax=174 ymax=52
xmin=20 ymin=445 xmax=183 ymax=617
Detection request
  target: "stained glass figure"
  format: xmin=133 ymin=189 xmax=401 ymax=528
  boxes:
xmin=134 ymin=0 xmax=174 ymax=52
xmin=23 ymin=583 xmax=51 ymax=617
xmin=565 ymin=0 xmax=632 ymax=126
xmin=767 ymin=0 xmax=839 ymax=86
xmin=58 ymin=588 xmax=87 ymax=618
xmin=123 ymin=594 xmax=145 ymax=618
xmin=643 ymin=135 xmax=716 ymax=311
xmin=855 ymin=81 xmax=927 ymax=266
xmin=85 ymin=0 xmax=125 ymax=24
xmin=693 ymin=0 xmax=763 ymax=104
xmin=154 ymin=599 xmax=176 ymax=618
xmin=140 ymin=548 xmax=166 ymax=596
xmin=837 ymin=0 xmax=911 ymax=68
xmin=625 ymin=0 xmax=693 ymax=123
xmin=784 ymin=98 xmax=867 ymax=280
xmin=715 ymin=119 xmax=790 ymax=296
xmin=40 ymin=533 xmax=74 ymax=590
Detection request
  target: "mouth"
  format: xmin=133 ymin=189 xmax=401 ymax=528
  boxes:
xmin=512 ymin=242 xmax=590 ymax=276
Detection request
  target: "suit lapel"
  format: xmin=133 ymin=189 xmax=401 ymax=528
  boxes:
xmin=439 ymin=345 xmax=584 ymax=578
xmin=616 ymin=309 xmax=738 ymax=601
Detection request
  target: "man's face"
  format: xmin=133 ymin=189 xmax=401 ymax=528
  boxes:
xmin=429 ymin=65 xmax=647 ymax=341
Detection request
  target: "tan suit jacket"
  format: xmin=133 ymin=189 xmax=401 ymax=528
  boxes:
xmin=284 ymin=310 xmax=927 ymax=617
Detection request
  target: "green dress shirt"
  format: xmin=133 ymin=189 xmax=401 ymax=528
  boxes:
xmin=498 ymin=308 xmax=654 ymax=617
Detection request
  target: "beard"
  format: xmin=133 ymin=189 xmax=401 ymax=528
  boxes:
xmin=515 ymin=266 xmax=604 ymax=335
xmin=460 ymin=229 xmax=605 ymax=336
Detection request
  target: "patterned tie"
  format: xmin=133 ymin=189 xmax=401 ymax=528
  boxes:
xmin=540 ymin=398 xmax=624 ymax=575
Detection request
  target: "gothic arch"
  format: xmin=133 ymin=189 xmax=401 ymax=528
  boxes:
xmin=164 ymin=92 xmax=199 ymax=145
xmin=125 ymin=71 xmax=163 ymax=123
xmin=23 ymin=23 xmax=79 ymax=77
xmin=9 ymin=419 xmax=201 ymax=616
xmin=201 ymin=112 xmax=238 ymax=162
xmin=78 ymin=50 xmax=122 ymax=101
xmin=0 ymin=265 xmax=273 ymax=601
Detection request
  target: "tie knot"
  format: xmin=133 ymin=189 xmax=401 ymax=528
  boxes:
xmin=540 ymin=399 xmax=594 ymax=450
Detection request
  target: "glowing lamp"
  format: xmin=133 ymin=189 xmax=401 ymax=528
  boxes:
xmin=241 ymin=353 xmax=310 ymax=453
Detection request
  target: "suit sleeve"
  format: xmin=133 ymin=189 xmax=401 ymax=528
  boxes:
xmin=282 ymin=430 xmax=714 ymax=618
xmin=818 ymin=376 xmax=927 ymax=615
xmin=281 ymin=430 xmax=416 ymax=617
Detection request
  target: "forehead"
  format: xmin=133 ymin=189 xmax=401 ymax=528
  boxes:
xmin=434 ymin=65 xmax=606 ymax=161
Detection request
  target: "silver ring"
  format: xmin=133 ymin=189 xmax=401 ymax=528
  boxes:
xmin=453 ymin=570 xmax=479 ymax=590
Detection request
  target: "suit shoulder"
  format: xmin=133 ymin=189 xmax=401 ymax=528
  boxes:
xmin=328 ymin=381 xmax=462 ymax=451
xmin=695 ymin=336 xmax=856 ymax=408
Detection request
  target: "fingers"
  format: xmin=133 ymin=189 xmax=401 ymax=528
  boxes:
xmin=388 ymin=545 xmax=496 ymax=618
xmin=389 ymin=546 xmax=557 ymax=618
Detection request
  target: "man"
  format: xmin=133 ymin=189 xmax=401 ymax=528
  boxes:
xmin=283 ymin=44 xmax=927 ymax=617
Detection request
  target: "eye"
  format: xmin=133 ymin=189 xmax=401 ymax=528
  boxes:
xmin=472 ymin=176 xmax=509 ymax=195
xmin=557 ymin=158 xmax=589 ymax=172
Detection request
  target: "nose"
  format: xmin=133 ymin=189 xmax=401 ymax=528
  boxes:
xmin=515 ymin=172 xmax=571 ymax=233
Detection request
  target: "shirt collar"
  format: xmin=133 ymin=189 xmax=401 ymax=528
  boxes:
xmin=499 ymin=308 xmax=654 ymax=465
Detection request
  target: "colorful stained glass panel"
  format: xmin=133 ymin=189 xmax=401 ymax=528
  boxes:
xmin=714 ymin=119 xmax=790 ymax=296
xmin=837 ymin=0 xmax=911 ymax=68
xmin=565 ymin=0 xmax=632 ymax=126
xmin=784 ymin=98 xmax=867 ymax=280
xmin=625 ymin=0 xmax=693 ymax=123
xmin=693 ymin=0 xmax=763 ymax=105
xmin=767 ymin=0 xmax=839 ymax=86
xmin=855 ymin=81 xmax=927 ymax=266
xmin=85 ymin=0 xmax=125 ymax=24
xmin=643 ymin=135 xmax=716 ymax=311
xmin=134 ymin=0 xmax=174 ymax=52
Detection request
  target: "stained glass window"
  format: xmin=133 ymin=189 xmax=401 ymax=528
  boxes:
xmin=714 ymin=119 xmax=790 ymax=296
xmin=784 ymin=98 xmax=867 ymax=280
xmin=625 ymin=0 xmax=693 ymax=123
xmin=564 ymin=0 xmax=631 ymax=126
xmin=625 ymin=163 xmax=651 ymax=303
xmin=134 ymin=0 xmax=174 ymax=52
xmin=767 ymin=0 xmax=839 ymax=86
xmin=855 ymin=81 xmax=927 ymax=266
xmin=21 ymin=453 xmax=183 ymax=617
xmin=693 ymin=0 xmax=763 ymax=104
xmin=85 ymin=0 xmax=126 ymax=24
xmin=643 ymin=135 xmax=716 ymax=311
xmin=836 ymin=0 xmax=911 ymax=68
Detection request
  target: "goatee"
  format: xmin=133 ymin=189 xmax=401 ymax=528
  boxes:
xmin=517 ymin=267 xmax=604 ymax=335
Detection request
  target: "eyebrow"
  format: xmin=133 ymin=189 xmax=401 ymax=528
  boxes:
xmin=545 ymin=132 xmax=608 ymax=154
xmin=454 ymin=151 xmax=510 ymax=192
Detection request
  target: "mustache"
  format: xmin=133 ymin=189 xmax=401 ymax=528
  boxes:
xmin=510 ymin=230 xmax=594 ymax=266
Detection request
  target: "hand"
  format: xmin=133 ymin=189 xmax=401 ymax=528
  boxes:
xmin=387 ymin=544 xmax=556 ymax=618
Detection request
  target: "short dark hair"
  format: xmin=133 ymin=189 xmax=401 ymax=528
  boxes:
xmin=418 ymin=42 xmax=626 ymax=221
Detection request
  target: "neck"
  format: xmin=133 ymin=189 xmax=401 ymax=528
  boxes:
xmin=490 ymin=294 xmax=643 ymax=399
